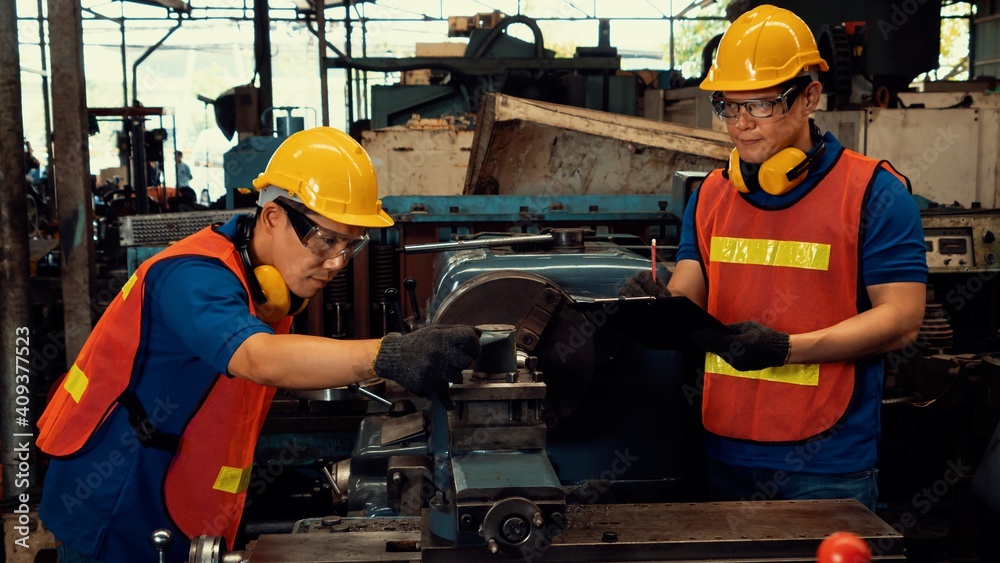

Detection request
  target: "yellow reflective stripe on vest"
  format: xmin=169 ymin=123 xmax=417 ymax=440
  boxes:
xmin=705 ymin=353 xmax=820 ymax=386
xmin=710 ymin=237 xmax=831 ymax=271
xmin=63 ymin=364 xmax=89 ymax=403
xmin=121 ymin=273 xmax=139 ymax=300
xmin=213 ymin=465 xmax=253 ymax=494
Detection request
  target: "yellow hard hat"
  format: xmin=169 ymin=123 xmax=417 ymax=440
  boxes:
xmin=700 ymin=5 xmax=829 ymax=92
xmin=252 ymin=127 xmax=394 ymax=228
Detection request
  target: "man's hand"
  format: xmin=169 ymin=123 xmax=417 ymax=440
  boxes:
xmin=618 ymin=270 xmax=671 ymax=298
xmin=374 ymin=325 xmax=480 ymax=396
xmin=692 ymin=321 xmax=790 ymax=371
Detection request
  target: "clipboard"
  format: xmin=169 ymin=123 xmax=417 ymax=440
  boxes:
xmin=566 ymin=296 xmax=730 ymax=350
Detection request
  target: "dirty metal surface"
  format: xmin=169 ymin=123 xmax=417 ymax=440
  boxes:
xmin=245 ymin=500 xmax=903 ymax=562
xmin=421 ymin=500 xmax=904 ymax=562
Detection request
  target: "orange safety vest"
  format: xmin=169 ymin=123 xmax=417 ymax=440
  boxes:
xmin=695 ymin=150 xmax=905 ymax=443
xmin=37 ymin=225 xmax=292 ymax=549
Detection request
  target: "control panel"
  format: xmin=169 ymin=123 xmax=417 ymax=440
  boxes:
xmin=924 ymin=228 xmax=976 ymax=269
xmin=922 ymin=213 xmax=1000 ymax=272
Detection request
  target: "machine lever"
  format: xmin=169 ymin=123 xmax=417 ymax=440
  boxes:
xmin=384 ymin=288 xmax=408 ymax=334
xmin=150 ymin=528 xmax=174 ymax=563
xmin=321 ymin=464 xmax=342 ymax=496
xmin=403 ymin=277 xmax=421 ymax=323
xmin=348 ymin=382 xmax=393 ymax=407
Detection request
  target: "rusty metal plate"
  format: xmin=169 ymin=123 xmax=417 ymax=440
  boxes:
xmin=244 ymin=531 xmax=421 ymax=562
xmin=421 ymin=500 xmax=905 ymax=562
xmin=245 ymin=500 xmax=903 ymax=562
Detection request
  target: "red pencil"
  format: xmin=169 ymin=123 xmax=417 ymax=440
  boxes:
xmin=651 ymin=238 xmax=657 ymax=283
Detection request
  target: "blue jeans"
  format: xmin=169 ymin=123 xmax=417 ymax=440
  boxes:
xmin=707 ymin=458 xmax=879 ymax=511
xmin=55 ymin=537 xmax=103 ymax=563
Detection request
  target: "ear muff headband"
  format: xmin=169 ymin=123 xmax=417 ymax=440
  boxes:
xmin=725 ymin=138 xmax=825 ymax=196
xmin=236 ymin=215 xmax=308 ymax=323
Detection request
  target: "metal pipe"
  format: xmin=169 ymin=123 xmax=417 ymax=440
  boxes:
xmin=131 ymin=13 xmax=183 ymax=105
xmin=119 ymin=1 xmax=130 ymax=183
xmin=315 ymin=0 xmax=329 ymax=127
xmin=61 ymin=12 xmax=726 ymax=23
xmin=0 ymin=0 xmax=35 ymax=497
xmin=254 ymin=0 xmax=272 ymax=133
xmin=119 ymin=1 xmax=127 ymax=106
xmin=343 ymin=2 xmax=353 ymax=128
xmin=130 ymin=118 xmax=149 ymax=214
xmin=305 ymin=20 xmax=344 ymax=57
xmin=36 ymin=0 xmax=53 ymax=203
xmin=402 ymin=234 xmax=555 ymax=254
xmin=308 ymin=0 xmax=328 ymax=338
xmin=358 ymin=3 xmax=368 ymax=120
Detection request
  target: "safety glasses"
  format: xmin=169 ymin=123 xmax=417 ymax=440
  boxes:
xmin=274 ymin=199 xmax=369 ymax=262
xmin=710 ymin=81 xmax=807 ymax=121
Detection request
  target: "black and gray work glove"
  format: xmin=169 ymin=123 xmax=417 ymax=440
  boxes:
xmin=374 ymin=325 xmax=480 ymax=396
xmin=691 ymin=321 xmax=790 ymax=372
xmin=617 ymin=270 xmax=671 ymax=298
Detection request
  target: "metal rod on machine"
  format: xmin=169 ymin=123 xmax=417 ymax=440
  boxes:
xmin=347 ymin=383 xmax=392 ymax=408
xmin=321 ymin=464 xmax=343 ymax=495
xmin=402 ymin=234 xmax=555 ymax=254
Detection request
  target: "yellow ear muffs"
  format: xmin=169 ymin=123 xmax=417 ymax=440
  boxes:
xmin=758 ymin=147 xmax=809 ymax=196
xmin=252 ymin=265 xmax=309 ymax=324
xmin=236 ymin=215 xmax=310 ymax=324
xmin=725 ymin=139 xmax=825 ymax=196
xmin=726 ymin=148 xmax=750 ymax=193
xmin=252 ymin=265 xmax=291 ymax=323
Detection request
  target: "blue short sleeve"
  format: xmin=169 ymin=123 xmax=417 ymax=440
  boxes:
xmin=861 ymin=169 xmax=928 ymax=286
xmin=145 ymin=257 xmax=274 ymax=374
xmin=675 ymin=187 xmax=702 ymax=263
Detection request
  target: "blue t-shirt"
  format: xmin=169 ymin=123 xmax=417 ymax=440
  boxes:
xmin=39 ymin=216 xmax=274 ymax=562
xmin=676 ymin=132 xmax=927 ymax=474
xmin=177 ymin=161 xmax=193 ymax=188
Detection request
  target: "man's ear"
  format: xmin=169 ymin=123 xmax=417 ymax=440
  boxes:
xmin=257 ymin=202 xmax=281 ymax=236
xmin=800 ymin=81 xmax=823 ymax=114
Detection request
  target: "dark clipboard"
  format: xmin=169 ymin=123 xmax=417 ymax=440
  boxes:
xmin=566 ymin=296 xmax=730 ymax=350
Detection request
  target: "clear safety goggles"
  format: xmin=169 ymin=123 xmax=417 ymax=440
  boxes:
xmin=274 ymin=198 xmax=369 ymax=262
xmin=710 ymin=81 xmax=806 ymax=121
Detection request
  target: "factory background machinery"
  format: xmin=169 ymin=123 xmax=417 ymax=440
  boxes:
xmin=3 ymin=0 xmax=1000 ymax=561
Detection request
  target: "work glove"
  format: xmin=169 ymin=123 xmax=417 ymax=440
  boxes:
xmin=617 ymin=270 xmax=671 ymax=298
xmin=691 ymin=321 xmax=790 ymax=372
xmin=374 ymin=325 xmax=480 ymax=396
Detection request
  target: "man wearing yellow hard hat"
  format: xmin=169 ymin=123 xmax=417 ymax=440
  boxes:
xmin=621 ymin=5 xmax=926 ymax=509
xmin=36 ymin=127 xmax=480 ymax=561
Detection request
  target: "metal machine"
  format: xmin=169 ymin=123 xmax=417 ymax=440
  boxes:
xmin=174 ymin=227 xmax=905 ymax=562
xmin=330 ymin=13 xmax=630 ymax=129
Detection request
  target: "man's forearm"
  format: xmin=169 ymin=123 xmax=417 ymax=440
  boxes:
xmin=229 ymin=333 xmax=380 ymax=389
xmin=787 ymin=282 xmax=925 ymax=364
